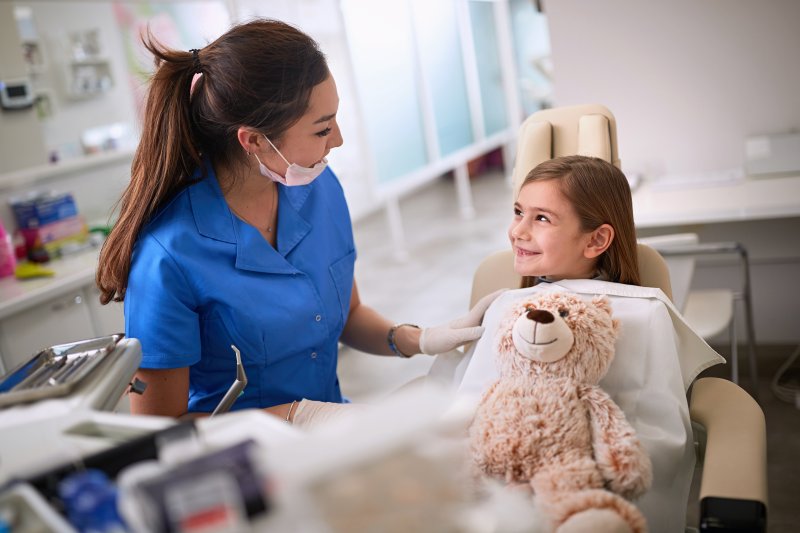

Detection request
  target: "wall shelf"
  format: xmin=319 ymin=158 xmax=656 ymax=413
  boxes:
xmin=0 ymin=149 xmax=134 ymax=192
xmin=65 ymin=59 xmax=113 ymax=99
xmin=63 ymin=28 xmax=113 ymax=100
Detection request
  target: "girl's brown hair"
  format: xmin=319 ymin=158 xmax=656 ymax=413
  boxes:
xmin=519 ymin=155 xmax=640 ymax=288
xmin=97 ymin=19 xmax=329 ymax=304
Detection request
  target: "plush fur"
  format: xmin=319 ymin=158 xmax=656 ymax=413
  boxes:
xmin=469 ymin=292 xmax=652 ymax=533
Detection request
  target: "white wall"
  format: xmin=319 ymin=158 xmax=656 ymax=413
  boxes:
xmin=0 ymin=3 xmax=47 ymax=173
xmin=0 ymin=2 xmax=139 ymax=232
xmin=547 ymin=1 xmax=800 ymax=345
xmin=20 ymin=1 xmax=139 ymax=160
xmin=545 ymin=0 xmax=800 ymax=178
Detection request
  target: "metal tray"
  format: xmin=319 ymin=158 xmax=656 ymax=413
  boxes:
xmin=0 ymin=334 xmax=124 ymax=408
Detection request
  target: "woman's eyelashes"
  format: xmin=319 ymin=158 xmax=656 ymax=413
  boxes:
xmin=315 ymin=126 xmax=332 ymax=137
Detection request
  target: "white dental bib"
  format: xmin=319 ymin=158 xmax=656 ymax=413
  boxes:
xmin=432 ymin=280 xmax=724 ymax=533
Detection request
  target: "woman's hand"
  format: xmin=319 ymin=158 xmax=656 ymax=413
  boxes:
xmin=291 ymin=399 xmax=371 ymax=430
xmin=418 ymin=288 xmax=507 ymax=355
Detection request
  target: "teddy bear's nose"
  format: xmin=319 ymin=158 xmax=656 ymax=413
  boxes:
xmin=526 ymin=309 xmax=555 ymax=324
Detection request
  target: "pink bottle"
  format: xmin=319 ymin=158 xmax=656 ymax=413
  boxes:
xmin=0 ymin=220 xmax=16 ymax=278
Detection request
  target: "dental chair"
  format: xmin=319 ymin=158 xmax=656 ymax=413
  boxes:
xmin=638 ymin=233 xmax=760 ymax=400
xmin=463 ymin=105 xmax=767 ymax=531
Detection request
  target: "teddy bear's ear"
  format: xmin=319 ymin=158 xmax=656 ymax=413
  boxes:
xmin=591 ymin=295 xmax=612 ymax=315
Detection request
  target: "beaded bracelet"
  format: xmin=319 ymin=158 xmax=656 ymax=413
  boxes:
xmin=387 ymin=323 xmax=420 ymax=358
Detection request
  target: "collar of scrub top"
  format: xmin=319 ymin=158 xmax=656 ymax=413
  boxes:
xmin=189 ymin=158 xmax=315 ymax=274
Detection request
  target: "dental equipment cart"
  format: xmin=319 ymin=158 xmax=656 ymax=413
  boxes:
xmin=0 ymin=335 xmax=175 ymax=531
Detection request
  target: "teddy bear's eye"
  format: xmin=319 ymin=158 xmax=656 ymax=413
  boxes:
xmin=558 ymin=308 xmax=569 ymax=318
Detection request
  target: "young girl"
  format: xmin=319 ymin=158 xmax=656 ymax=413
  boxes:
xmin=510 ymin=155 xmax=639 ymax=288
xmin=452 ymin=155 xmax=723 ymax=532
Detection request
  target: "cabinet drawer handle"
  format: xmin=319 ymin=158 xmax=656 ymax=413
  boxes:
xmin=50 ymin=295 xmax=83 ymax=312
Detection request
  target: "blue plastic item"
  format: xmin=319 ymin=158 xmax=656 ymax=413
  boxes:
xmin=10 ymin=192 xmax=78 ymax=229
xmin=58 ymin=469 xmax=127 ymax=533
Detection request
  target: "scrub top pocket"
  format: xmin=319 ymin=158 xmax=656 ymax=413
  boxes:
xmin=197 ymin=315 xmax=267 ymax=372
xmin=328 ymin=250 xmax=356 ymax=327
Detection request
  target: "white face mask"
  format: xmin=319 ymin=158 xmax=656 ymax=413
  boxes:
xmin=252 ymin=135 xmax=328 ymax=186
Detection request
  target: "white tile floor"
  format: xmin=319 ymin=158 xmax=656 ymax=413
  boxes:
xmin=337 ymin=169 xmax=513 ymax=401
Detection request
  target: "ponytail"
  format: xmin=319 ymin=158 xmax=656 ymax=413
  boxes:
xmin=96 ymin=35 xmax=201 ymax=304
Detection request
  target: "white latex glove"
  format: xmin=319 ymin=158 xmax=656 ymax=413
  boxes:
xmin=291 ymin=399 xmax=370 ymax=431
xmin=418 ymin=288 xmax=507 ymax=355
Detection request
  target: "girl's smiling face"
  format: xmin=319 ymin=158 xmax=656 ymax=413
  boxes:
xmin=508 ymin=179 xmax=603 ymax=281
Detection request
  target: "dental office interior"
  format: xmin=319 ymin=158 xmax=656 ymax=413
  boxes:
xmin=0 ymin=0 xmax=798 ymax=531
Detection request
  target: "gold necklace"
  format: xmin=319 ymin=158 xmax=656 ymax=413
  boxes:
xmin=229 ymin=184 xmax=278 ymax=233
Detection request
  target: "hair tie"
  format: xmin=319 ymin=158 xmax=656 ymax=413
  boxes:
xmin=190 ymin=48 xmax=203 ymax=74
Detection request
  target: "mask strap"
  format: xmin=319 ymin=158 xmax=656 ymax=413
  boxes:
xmin=262 ymin=135 xmax=291 ymax=166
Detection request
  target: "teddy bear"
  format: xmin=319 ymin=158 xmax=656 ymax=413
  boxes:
xmin=469 ymin=292 xmax=652 ymax=533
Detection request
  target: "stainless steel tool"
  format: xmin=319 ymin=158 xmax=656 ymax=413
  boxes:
xmin=210 ymin=345 xmax=248 ymax=417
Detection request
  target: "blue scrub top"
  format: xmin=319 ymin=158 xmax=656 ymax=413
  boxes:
xmin=124 ymin=161 xmax=356 ymax=413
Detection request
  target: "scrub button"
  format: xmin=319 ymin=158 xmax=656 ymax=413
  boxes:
xmin=315 ymin=314 xmax=322 ymax=322
xmin=311 ymin=352 xmax=318 ymax=359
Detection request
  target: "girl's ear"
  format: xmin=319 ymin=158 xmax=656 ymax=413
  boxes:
xmin=584 ymin=223 xmax=615 ymax=259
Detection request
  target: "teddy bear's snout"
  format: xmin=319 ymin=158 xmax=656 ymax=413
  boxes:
xmin=512 ymin=309 xmax=575 ymax=363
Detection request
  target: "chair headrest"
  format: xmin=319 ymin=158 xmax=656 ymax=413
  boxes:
xmin=512 ymin=104 xmax=620 ymax=195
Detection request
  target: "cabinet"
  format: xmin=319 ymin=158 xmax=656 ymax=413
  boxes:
xmin=84 ymin=284 xmax=124 ymax=337
xmin=0 ymin=284 xmax=124 ymax=375
xmin=0 ymin=290 xmax=95 ymax=373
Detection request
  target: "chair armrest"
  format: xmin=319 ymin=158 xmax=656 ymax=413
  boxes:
xmin=689 ymin=377 xmax=767 ymax=531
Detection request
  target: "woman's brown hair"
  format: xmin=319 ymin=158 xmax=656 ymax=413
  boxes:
xmin=519 ymin=155 xmax=640 ymax=288
xmin=96 ymin=19 xmax=329 ymax=304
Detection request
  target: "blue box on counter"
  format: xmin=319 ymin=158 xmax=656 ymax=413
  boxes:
xmin=10 ymin=192 xmax=79 ymax=229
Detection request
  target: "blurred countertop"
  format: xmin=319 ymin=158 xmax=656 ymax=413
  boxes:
xmin=0 ymin=247 xmax=101 ymax=321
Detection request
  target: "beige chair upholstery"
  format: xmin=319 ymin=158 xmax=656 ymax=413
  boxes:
xmin=471 ymin=104 xmax=767 ymax=530
xmin=469 ymin=244 xmax=672 ymax=308
xmin=511 ymin=103 xmax=620 ymax=195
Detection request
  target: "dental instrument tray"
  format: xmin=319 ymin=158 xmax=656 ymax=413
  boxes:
xmin=0 ymin=334 xmax=124 ymax=408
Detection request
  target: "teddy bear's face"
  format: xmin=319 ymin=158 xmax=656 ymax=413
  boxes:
xmin=511 ymin=307 xmax=575 ymax=363
xmin=496 ymin=292 xmax=618 ymax=384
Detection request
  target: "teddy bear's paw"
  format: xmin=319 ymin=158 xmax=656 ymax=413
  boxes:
xmin=546 ymin=489 xmax=647 ymax=533
xmin=606 ymin=465 xmax=653 ymax=500
xmin=557 ymin=509 xmax=632 ymax=533
xmin=609 ymin=476 xmax=650 ymax=501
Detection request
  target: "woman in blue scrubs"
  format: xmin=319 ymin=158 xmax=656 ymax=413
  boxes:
xmin=96 ymin=20 xmax=498 ymax=426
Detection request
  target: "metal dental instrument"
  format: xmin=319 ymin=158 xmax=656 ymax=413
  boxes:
xmin=48 ymin=354 xmax=88 ymax=386
xmin=27 ymin=357 xmax=68 ymax=388
xmin=210 ymin=345 xmax=248 ymax=417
